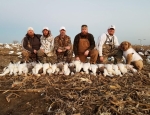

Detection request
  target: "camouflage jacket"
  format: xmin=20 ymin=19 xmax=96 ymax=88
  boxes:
xmin=54 ymin=35 xmax=72 ymax=52
xmin=40 ymin=35 xmax=54 ymax=54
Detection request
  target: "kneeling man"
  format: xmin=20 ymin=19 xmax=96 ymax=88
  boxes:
xmin=73 ymin=25 xmax=98 ymax=64
xmin=38 ymin=27 xmax=56 ymax=63
xmin=22 ymin=27 xmax=41 ymax=62
xmin=54 ymin=26 xmax=73 ymax=63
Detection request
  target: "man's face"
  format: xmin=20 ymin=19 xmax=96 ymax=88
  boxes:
xmin=60 ymin=29 xmax=66 ymax=36
xmin=27 ymin=30 xmax=34 ymax=36
xmin=81 ymin=27 xmax=88 ymax=35
xmin=43 ymin=29 xmax=49 ymax=36
xmin=108 ymin=28 xmax=115 ymax=36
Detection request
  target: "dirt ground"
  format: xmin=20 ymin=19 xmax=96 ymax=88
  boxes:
xmin=0 ymin=45 xmax=150 ymax=115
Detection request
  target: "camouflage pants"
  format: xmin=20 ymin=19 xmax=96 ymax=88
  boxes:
xmin=97 ymin=49 xmax=123 ymax=64
xmin=37 ymin=49 xmax=57 ymax=63
xmin=45 ymin=56 xmax=57 ymax=64
xmin=22 ymin=49 xmax=44 ymax=62
xmin=36 ymin=49 xmax=46 ymax=63
xmin=22 ymin=49 xmax=57 ymax=63
xmin=56 ymin=49 xmax=73 ymax=63
xmin=22 ymin=50 xmax=37 ymax=62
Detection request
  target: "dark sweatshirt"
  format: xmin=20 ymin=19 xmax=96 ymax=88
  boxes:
xmin=73 ymin=33 xmax=95 ymax=56
xmin=22 ymin=34 xmax=42 ymax=53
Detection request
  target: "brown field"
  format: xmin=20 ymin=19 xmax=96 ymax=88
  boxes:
xmin=0 ymin=44 xmax=150 ymax=115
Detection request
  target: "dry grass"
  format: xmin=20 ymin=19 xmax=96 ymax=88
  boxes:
xmin=0 ymin=44 xmax=150 ymax=115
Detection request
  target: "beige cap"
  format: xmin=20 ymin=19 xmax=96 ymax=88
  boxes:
xmin=108 ymin=25 xmax=115 ymax=30
xmin=60 ymin=26 xmax=66 ymax=31
xmin=43 ymin=27 xmax=49 ymax=31
xmin=27 ymin=27 xmax=34 ymax=31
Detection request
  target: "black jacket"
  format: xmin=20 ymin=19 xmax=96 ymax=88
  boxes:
xmin=22 ymin=34 xmax=42 ymax=53
xmin=73 ymin=33 xmax=95 ymax=56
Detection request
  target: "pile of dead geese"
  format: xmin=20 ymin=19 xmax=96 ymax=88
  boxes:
xmin=0 ymin=60 xmax=138 ymax=77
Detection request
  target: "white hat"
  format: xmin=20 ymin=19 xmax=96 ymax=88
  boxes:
xmin=27 ymin=27 xmax=34 ymax=31
xmin=108 ymin=25 xmax=115 ymax=30
xmin=43 ymin=27 xmax=49 ymax=31
xmin=60 ymin=26 xmax=66 ymax=31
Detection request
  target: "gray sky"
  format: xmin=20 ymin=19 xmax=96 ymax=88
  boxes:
xmin=0 ymin=0 xmax=150 ymax=45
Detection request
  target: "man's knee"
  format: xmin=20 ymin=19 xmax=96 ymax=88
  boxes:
xmin=64 ymin=50 xmax=73 ymax=59
xmin=46 ymin=56 xmax=57 ymax=63
xmin=79 ymin=54 xmax=87 ymax=63
xmin=22 ymin=50 xmax=31 ymax=61
xmin=89 ymin=49 xmax=99 ymax=63
xmin=37 ymin=49 xmax=45 ymax=57
xmin=90 ymin=49 xmax=98 ymax=57
xmin=22 ymin=50 xmax=30 ymax=57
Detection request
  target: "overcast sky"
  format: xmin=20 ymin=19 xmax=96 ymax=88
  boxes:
xmin=0 ymin=0 xmax=150 ymax=45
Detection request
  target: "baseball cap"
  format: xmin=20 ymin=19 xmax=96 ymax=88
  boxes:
xmin=60 ymin=26 xmax=66 ymax=31
xmin=108 ymin=25 xmax=115 ymax=30
xmin=27 ymin=27 xmax=34 ymax=31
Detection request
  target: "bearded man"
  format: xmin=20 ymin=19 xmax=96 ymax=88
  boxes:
xmin=37 ymin=27 xmax=56 ymax=63
xmin=22 ymin=27 xmax=41 ymax=62
xmin=73 ymin=25 xmax=98 ymax=64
